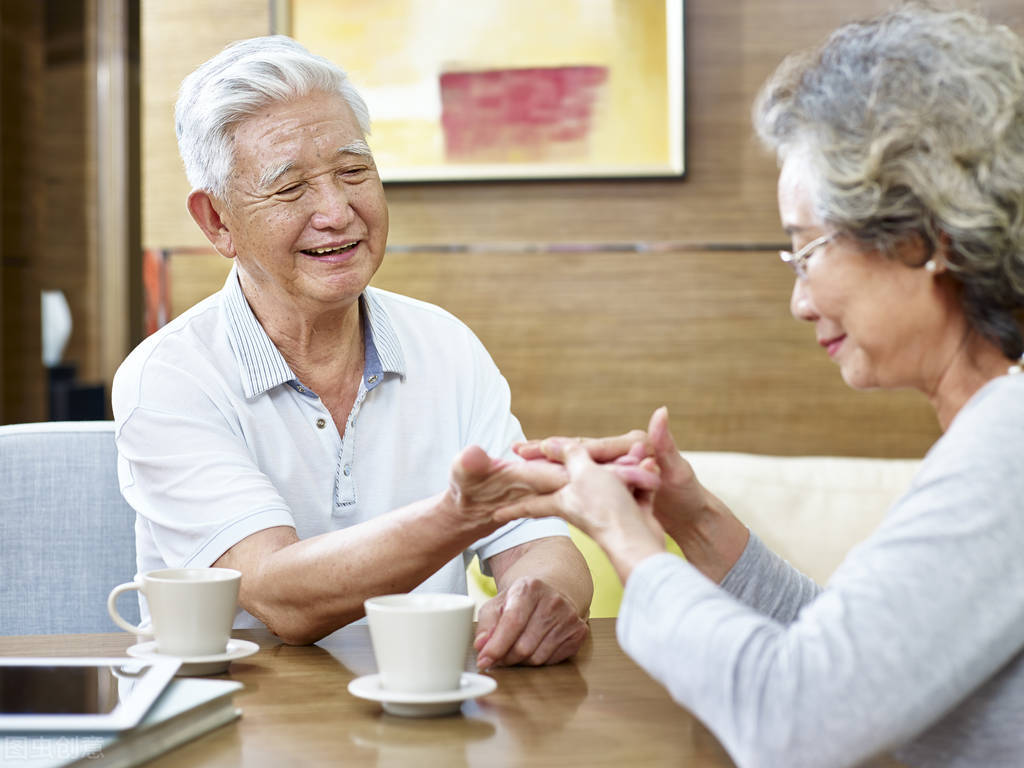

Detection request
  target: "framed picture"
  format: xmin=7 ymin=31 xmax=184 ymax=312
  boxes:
xmin=273 ymin=0 xmax=685 ymax=182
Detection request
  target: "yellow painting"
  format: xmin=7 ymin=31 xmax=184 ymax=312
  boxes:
xmin=279 ymin=0 xmax=684 ymax=181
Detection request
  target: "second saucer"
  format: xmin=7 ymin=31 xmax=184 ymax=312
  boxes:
xmin=348 ymin=672 xmax=497 ymax=717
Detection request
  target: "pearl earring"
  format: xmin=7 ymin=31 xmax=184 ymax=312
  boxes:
xmin=924 ymin=260 xmax=937 ymax=273
xmin=1009 ymin=355 xmax=1024 ymax=375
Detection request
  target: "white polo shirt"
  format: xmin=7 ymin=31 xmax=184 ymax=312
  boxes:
xmin=112 ymin=266 xmax=567 ymax=628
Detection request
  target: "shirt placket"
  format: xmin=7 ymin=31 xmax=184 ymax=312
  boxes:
xmin=333 ymin=380 xmax=370 ymax=514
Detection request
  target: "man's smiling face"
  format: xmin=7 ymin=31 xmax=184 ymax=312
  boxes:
xmin=214 ymin=89 xmax=389 ymax=314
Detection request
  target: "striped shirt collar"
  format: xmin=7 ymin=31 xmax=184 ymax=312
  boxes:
xmin=221 ymin=265 xmax=406 ymax=399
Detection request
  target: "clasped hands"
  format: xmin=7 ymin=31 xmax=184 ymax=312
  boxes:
xmin=447 ymin=406 xmax=742 ymax=670
xmin=502 ymin=406 xmax=689 ymax=583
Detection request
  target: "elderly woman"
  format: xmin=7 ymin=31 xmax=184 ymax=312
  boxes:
xmin=503 ymin=6 xmax=1024 ymax=767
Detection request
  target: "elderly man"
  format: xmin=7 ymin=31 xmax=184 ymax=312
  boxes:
xmin=112 ymin=36 xmax=592 ymax=669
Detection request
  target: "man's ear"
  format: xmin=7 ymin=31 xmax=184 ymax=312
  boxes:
xmin=187 ymin=190 xmax=236 ymax=259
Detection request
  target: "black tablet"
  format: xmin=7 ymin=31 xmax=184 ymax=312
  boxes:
xmin=0 ymin=657 xmax=180 ymax=732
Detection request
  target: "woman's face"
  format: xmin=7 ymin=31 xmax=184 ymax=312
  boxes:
xmin=778 ymin=151 xmax=951 ymax=392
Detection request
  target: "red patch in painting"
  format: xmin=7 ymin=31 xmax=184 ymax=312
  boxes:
xmin=439 ymin=66 xmax=608 ymax=162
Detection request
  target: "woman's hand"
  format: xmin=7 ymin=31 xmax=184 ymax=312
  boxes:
xmin=643 ymin=407 xmax=709 ymax=536
xmin=644 ymin=407 xmax=750 ymax=582
xmin=496 ymin=438 xmax=667 ymax=584
xmin=514 ymin=428 xmax=649 ymax=464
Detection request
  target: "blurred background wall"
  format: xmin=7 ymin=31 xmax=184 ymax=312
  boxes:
xmin=4 ymin=0 xmax=1021 ymax=455
xmin=0 ymin=0 xmax=139 ymax=425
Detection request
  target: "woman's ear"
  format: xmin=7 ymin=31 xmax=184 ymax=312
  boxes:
xmin=927 ymin=231 xmax=955 ymax=274
xmin=187 ymin=190 xmax=236 ymax=259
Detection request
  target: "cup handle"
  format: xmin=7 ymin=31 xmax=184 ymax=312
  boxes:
xmin=107 ymin=581 xmax=147 ymax=636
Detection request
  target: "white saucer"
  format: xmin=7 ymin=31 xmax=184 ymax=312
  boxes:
xmin=126 ymin=638 xmax=259 ymax=676
xmin=347 ymin=672 xmax=497 ymax=717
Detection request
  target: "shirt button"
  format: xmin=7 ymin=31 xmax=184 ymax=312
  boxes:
xmin=367 ymin=375 xmax=378 ymax=385
xmin=343 ymin=465 xmax=352 ymax=476
xmin=315 ymin=418 xmax=326 ymax=429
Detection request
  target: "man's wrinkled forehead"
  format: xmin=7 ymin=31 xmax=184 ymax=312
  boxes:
xmin=255 ymin=139 xmax=373 ymax=190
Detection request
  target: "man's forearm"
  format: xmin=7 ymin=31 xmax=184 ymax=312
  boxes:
xmin=216 ymin=491 xmax=496 ymax=644
xmin=490 ymin=536 xmax=594 ymax=619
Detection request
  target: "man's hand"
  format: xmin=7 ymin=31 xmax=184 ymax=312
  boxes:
xmin=447 ymin=452 xmax=593 ymax=669
xmin=445 ymin=445 xmax=568 ymax=533
xmin=475 ymin=535 xmax=592 ymax=669
xmin=474 ymin=576 xmax=589 ymax=669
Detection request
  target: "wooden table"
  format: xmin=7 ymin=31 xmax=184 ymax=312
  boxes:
xmin=0 ymin=618 xmax=735 ymax=767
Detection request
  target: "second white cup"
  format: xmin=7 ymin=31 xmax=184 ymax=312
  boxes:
xmin=107 ymin=567 xmax=241 ymax=657
xmin=365 ymin=593 xmax=475 ymax=693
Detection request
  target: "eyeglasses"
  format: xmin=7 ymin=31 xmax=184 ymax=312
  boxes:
xmin=779 ymin=233 xmax=836 ymax=280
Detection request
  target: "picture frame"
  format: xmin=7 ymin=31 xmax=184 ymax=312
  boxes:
xmin=272 ymin=0 xmax=685 ymax=182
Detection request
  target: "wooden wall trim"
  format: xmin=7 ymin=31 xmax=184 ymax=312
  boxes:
xmin=94 ymin=0 xmax=138 ymax=393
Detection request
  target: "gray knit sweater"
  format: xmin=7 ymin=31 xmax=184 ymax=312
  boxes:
xmin=617 ymin=374 xmax=1024 ymax=767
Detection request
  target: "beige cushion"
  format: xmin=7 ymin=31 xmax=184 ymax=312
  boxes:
xmin=687 ymin=452 xmax=920 ymax=585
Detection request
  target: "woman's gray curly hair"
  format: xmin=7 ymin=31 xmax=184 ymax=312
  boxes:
xmin=754 ymin=3 xmax=1024 ymax=359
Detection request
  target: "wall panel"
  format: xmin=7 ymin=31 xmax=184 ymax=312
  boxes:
xmin=141 ymin=0 xmax=270 ymax=250
xmin=0 ymin=0 xmax=45 ymax=422
xmin=0 ymin=0 xmax=130 ymax=423
xmin=43 ymin=0 xmax=97 ymax=383
xmin=141 ymin=0 xmax=1024 ymax=457
xmin=166 ymin=246 xmax=940 ymax=457
xmin=372 ymin=248 xmax=940 ymax=456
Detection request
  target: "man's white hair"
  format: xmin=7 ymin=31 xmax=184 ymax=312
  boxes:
xmin=175 ymin=35 xmax=371 ymax=199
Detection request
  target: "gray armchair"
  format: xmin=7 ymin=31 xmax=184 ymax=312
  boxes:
xmin=0 ymin=421 xmax=139 ymax=635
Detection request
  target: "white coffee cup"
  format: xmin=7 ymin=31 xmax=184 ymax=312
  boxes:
xmin=107 ymin=568 xmax=241 ymax=657
xmin=365 ymin=593 xmax=475 ymax=693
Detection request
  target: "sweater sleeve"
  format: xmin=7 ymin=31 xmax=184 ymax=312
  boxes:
xmin=616 ymin=377 xmax=1024 ymax=768
xmin=719 ymin=533 xmax=822 ymax=623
